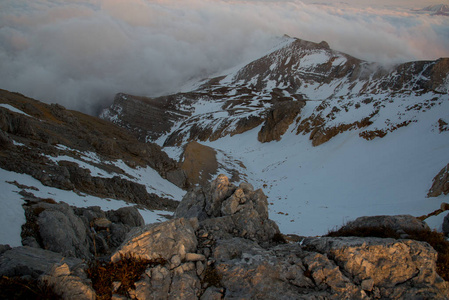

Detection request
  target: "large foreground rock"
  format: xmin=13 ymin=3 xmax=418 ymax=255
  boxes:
xmin=2 ymin=175 xmax=448 ymax=299
xmin=303 ymin=237 xmax=446 ymax=293
xmin=175 ymin=174 xmax=280 ymax=244
xmin=111 ymin=217 xmax=198 ymax=263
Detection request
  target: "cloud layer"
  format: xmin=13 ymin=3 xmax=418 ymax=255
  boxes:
xmin=1 ymin=0 xmax=448 ymax=114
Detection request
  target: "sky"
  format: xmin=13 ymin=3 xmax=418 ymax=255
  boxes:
xmin=0 ymin=0 xmax=448 ymax=114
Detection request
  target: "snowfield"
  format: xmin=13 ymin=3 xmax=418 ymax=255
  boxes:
xmin=197 ymin=98 xmax=449 ymax=236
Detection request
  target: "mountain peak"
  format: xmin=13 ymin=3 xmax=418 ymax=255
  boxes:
xmin=417 ymin=4 xmax=449 ymax=16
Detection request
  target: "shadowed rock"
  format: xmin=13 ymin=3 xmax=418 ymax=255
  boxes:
xmin=428 ymin=163 xmax=449 ymax=197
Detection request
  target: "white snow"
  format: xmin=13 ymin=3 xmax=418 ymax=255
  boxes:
xmin=299 ymin=52 xmax=330 ymax=69
xmin=202 ymin=99 xmax=449 ymax=236
xmin=0 ymin=168 xmax=174 ymax=247
xmin=47 ymin=146 xmax=185 ymax=200
xmin=0 ymin=104 xmax=32 ymax=117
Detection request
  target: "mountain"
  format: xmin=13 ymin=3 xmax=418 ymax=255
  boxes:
xmin=101 ymin=36 xmax=449 ymax=236
xmin=415 ymin=4 xmax=449 ymax=16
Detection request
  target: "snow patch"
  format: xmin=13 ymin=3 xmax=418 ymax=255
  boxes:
xmin=0 ymin=104 xmax=32 ymax=118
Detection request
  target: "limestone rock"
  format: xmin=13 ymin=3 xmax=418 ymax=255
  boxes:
xmin=206 ymin=174 xmax=235 ymax=217
xmin=169 ymin=272 xmax=201 ymax=299
xmin=23 ymin=200 xmax=146 ymax=259
xmin=258 ymin=101 xmax=305 ymax=143
xmin=40 ymin=263 xmax=95 ymax=300
xmin=302 ymin=236 xmax=447 ymax=290
xmin=0 ymin=246 xmax=82 ymax=278
xmin=174 ymin=186 xmax=208 ymax=221
xmin=340 ymin=214 xmax=429 ymax=233
xmin=428 ymin=163 xmax=449 ymax=197
xmin=303 ymin=252 xmax=366 ymax=299
xmin=37 ymin=202 xmax=91 ymax=259
xmin=200 ymin=286 xmax=224 ymax=300
xmin=111 ymin=218 xmax=198 ymax=263
xmin=176 ymin=175 xmax=279 ymax=244
xmin=107 ymin=206 xmax=145 ymax=228
xmin=134 ymin=265 xmax=172 ymax=299
xmin=213 ymin=239 xmax=318 ymax=299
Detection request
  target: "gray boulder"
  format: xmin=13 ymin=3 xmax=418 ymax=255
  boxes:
xmin=302 ymin=236 xmax=449 ymax=297
xmin=0 ymin=246 xmax=82 ymax=278
xmin=111 ymin=217 xmax=198 ymax=263
xmin=37 ymin=202 xmax=92 ymax=259
xmin=339 ymin=214 xmax=429 ymax=234
xmin=107 ymin=206 xmax=145 ymax=228
xmin=22 ymin=199 xmax=147 ymax=259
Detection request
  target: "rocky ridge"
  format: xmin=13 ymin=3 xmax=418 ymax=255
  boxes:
xmin=0 ymin=89 xmax=187 ymax=211
xmin=101 ymin=36 xmax=449 ymax=148
xmin=1 ymin=175 xmax=448 ymax=299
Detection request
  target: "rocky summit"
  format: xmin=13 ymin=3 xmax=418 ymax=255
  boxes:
xmin=1 ymin=175 xmax=448 ymax=299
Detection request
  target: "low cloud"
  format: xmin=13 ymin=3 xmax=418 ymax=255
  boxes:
xmin=0 ymin=0 xmax=448 ymax=114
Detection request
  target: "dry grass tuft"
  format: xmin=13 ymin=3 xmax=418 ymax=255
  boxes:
xmin=0 ymin=276 xmax=60 ymax=300
xmin=326 ymin=225 xmax=400 ymax=239
xmin=272 ymin=232 xmax=288 ymax=244
xmin=201 ymin=264 xmax=223 ymax=288
xmin=86 ymin=255 xmax=166 ymax=300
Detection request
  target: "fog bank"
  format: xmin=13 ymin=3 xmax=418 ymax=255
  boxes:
xmin=1 ymin=0 xmax=448 ymax=114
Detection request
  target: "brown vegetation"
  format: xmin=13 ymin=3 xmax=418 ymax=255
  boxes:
xmin=0 ymin=276 xmax=59 ymax=300
xmin=86 ymin=255 xmax=167 ymax=300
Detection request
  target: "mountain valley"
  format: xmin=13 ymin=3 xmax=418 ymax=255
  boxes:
xmin=101 ymin=36 xmax=449 ymax=236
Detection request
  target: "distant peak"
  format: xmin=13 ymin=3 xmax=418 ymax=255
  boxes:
xmin=417 ymin=4 xmax=449 ymax=15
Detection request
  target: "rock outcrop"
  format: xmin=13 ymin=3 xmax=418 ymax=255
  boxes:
xmin=258 ymin=100 xmax=305 ymax=143
xmin=1 ymin=175 xmax=448 ymax=299
xmin=303 ymin=237 xmax=446 ymax=296
xmin=337 ymin=214 xmax=430 ymax=234
xmin=428 ymin=163 xmax=449 ymax=197
xmin=0 ymin=89 xmax=186 ymax=210
xmin=21 ymin=195 xmax=146 ymax=260
xmin=180 ymin=141 xmax=218 ymax=187
xmin=175 ymin=174 xmax=280 ymax=244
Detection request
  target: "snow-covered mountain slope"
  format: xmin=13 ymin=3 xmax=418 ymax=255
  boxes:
xmin=416 ymin=4 xmax=449 ymax=16
xmin=0 ymin=89 xmax=187 ymax=247
xmin=102 ymin=36 xmax=449 ymax=147
xmin=101 ymin=36 xmax=449 ymax=236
